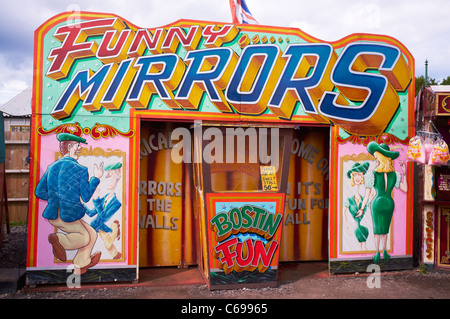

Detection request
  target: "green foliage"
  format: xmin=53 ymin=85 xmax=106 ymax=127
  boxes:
xmin=415 ymin=75 xmax=441 ymax=96
xmin=9 ymin=221 xmax=26 ymax=227
xmin=441 ymin=76 xmax=450 ymax=85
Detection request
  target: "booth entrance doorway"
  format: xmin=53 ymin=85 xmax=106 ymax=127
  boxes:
xmin=137 ymin=121 xmax=329 ymax=272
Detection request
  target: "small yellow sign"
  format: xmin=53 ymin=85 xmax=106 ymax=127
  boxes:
xmin=260 ymin=166 xmax=278 ymax=191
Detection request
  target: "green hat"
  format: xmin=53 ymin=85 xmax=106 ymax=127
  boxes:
xmin=367 ymin=141 xmax=399 ymax=160
xmin=105 ymin=162 xmax=122 ymax=171
xmin=56 ymin=132 xmax=87 ymax=144
xmin=347 ymin=162 xmax=370 ymax=179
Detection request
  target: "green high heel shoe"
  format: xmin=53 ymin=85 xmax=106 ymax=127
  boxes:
xmin=373 ymin=251 xmax=380 ymax=263
xmin=383 ymin=249 xmax=390 ymax=261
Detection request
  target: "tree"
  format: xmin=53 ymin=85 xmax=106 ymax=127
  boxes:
xmin=415 ymin=75 xmax=438 ymax=96
xmin=441 ymin=76 xmax=450 ymax=85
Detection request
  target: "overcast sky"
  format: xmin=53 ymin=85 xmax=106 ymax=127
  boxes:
xmin=1 ymin=0 xmax=449 ymax=105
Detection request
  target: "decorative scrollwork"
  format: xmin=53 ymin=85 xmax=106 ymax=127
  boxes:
xmin=37 ymin=122 xmax=135 ymax=140
xmin=90 ymin=123 xmax=135 ymax=139
xmin=37 ymin=122 xmax=83 ymax=137
xmin=79 ymin=147 xmax=125 ymax=158
xmin=441 ymin=96 xmax=450 ymax=113
xmin=336 ymin=133 xmax=410 ymax=146
xmin=425 ymin=210 xmax=434 ymax=260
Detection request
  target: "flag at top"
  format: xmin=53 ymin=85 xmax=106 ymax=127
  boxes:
xmin=229 ymin=0 xmax=259 ymax=24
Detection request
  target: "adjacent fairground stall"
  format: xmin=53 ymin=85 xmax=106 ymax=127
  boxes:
xmin=27 ymin=11 xmax=415 ymax=289
xmin=414 ymin=86 xmax=450 ymax=270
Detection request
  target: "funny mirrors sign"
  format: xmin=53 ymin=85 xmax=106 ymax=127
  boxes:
xmin=37 ymin=12 xmax=413 ymax=136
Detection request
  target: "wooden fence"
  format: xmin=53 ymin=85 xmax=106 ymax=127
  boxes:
xmin=4 ymin=129 xmax=30 ymax=222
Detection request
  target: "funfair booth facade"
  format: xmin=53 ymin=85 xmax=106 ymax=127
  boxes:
xmin=27 ymin=12 xmax=415 ymax=289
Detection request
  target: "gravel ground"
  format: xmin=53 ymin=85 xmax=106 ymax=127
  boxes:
xmin=0 ymin=224 xmax=27 ymax=269
xmin=4 ymin=269 xmax=450 ymax=300
xmin=1 ymin=224 xmax=450 ymax=300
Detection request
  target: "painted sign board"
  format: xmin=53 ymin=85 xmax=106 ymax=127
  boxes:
xmin=329 ymin=134 xmax=414 ymax=273
xmin=29 ymin=10 xmax=414 ymax=285
xmin=34 ymin=12 xmax=412 ymax=133
xmin=437 ymin=207 xmax=450 ymax=269
xmin=436 ymin=94 xmax=450 ymax=116
xmin=205 ymin=193 xmax=285 ymax=288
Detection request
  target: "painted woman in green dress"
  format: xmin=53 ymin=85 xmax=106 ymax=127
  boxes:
xmin=344 ymin=162 xmax=370 ymax=250
xmin=357 ymin=142 xmax=407 ymax=263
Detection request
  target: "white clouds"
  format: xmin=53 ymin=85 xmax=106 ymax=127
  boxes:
xmin=257 ymin=0 xmax=450 ymax=81
xmin=0 ymin=54 xmax=31 ymax=105
xmin=1 ymin=0 xmax=450 ymax=105
xmin=337 ymin=3 xmax=383 ymax=31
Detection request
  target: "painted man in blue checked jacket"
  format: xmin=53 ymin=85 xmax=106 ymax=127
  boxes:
xmin=35 ymin=132 xmax=104 ymax=275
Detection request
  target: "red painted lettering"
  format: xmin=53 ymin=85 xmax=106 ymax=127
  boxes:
xmin=127 ymin=28 xmax=165 ymax=57
xmin=47 ymin=18 xmax=118 ymax=80
xmin=202 ymin=25 xmax=239 ymax=47
xmin=213 ymin=238 xmax=279 ymax=274
xmin=213 ymin=237 xmax=238 ymax=274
